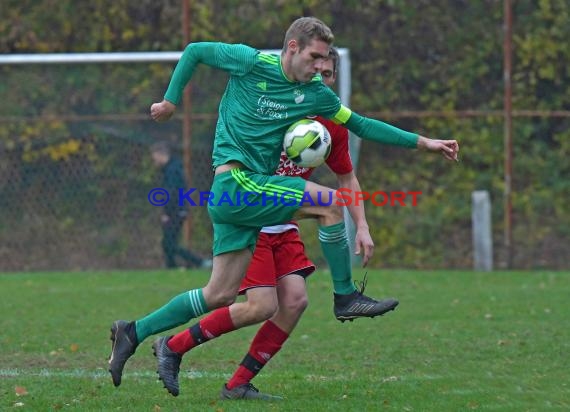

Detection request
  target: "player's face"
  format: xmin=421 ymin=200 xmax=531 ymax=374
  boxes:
xmin=319 ymin=59 xmax=336 ymax=87
xmin=289 ymin=39 xmax=329 ymax=83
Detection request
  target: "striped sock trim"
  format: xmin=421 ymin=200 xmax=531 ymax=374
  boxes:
xmin=318 ymin=222 xmax=347 ymax=243
xmin=187 ymin=289 xmax=207 ymax=317
xmin=318 ymin=230 xmax=347 ymax=243
xmin=318 ymin=225 xmax=348 ymax=243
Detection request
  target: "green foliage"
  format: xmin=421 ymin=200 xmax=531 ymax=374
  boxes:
xmin=0 ymin=0 xmax=568 ymax=269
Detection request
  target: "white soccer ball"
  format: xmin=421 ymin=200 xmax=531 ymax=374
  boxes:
xmin=283 ymin=119 xmax=332 ymax=168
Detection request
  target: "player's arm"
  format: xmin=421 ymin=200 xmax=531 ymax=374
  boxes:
xmin=335 ymin=106 xmax=459 ymax=161
xmin=336 ymin=171 xmax=374 ymax=267
xmin=350 ymin=109 xmax=458 ymax=161
xmin=151 ymin=42 xmax=257 ymax=122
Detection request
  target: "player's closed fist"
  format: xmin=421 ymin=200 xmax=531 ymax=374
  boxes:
xmin=150 ymin=100 xmax=176 ymax=122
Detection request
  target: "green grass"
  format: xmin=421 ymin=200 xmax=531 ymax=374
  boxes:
xmin=1 ymin=269 xmax=569 ymax=411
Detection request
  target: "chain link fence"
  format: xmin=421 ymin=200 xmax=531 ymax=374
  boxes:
xmin=1 ymin=57 xmax=568 ymax=271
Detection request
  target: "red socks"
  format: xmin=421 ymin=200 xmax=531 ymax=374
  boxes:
xmin=166 ymin=309 xmax=290 ymax=389
xmin=227 ymin=320 xmax=289 ymax=389
xmin=167 ymin=306 xmax=235 ymax=354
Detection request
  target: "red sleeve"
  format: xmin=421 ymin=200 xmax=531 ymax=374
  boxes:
xmin=316 ymin=116 xmax=353 ymax=175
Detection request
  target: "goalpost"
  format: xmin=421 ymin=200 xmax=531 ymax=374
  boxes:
xmin=0 ymin=49 xmax=362 ymax=266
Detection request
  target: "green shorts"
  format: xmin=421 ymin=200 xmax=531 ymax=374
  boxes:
xmin=207 ymin=168 xmax=307 ymax=256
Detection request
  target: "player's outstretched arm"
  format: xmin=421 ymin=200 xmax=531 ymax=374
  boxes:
xmin=417 ymin=136 xmax=460 ymax=162
xmin=336 ymin=108 xmax=460 ymax=162
xmin=150 ymin=100 xmax=176 ymax=122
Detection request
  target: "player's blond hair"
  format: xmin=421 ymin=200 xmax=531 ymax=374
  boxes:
xmin=282 ymin=17 xmax=334 ymax=52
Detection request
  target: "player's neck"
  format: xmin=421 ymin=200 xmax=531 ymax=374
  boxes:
xmin=280 ymin=53 xmax=296 ymax=83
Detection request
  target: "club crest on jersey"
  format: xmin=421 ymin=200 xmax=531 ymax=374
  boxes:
xmin=293 ymin=89 xmax=305 ymax=104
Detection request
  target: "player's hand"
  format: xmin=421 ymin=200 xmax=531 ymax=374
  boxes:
xmin=354 ymin=227 xmax=374 ymax=267
xmin=150 ymin=100 xmax=176 ymax=122
xmin=417 ymin=136 xmax=459 ymax=162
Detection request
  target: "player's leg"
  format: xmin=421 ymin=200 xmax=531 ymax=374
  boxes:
xmin=153 ymin=232 xmax=281 ymax=396
xmin=165 ymin=287 xmax=278 ymax=356
xmin=294 ymin=180 xmax=399 ymax=322
xmin=138 ymin=248 xmax=252 ymax=339
xmin=222 ymin=230 xmax=313 ymax=401
xmin=153 ymin=286 xmax=278 ymax=396
xmin=108 ymin=223 xmax=258 ymax=387
xmin=222 ymin=275 xmax=308 ymax=400
xmin=166 ymin=233 xmax=280 ymax=353
xmin=269 ymin=229 xmax=313 ymax=332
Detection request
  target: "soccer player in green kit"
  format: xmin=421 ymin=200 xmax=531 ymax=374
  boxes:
xmin=108 ymin=17 xmax=459 ymax=388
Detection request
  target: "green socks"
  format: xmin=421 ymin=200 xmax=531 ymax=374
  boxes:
xmin=318 ymin=221 xmax=357 ymax=295
xmin=135 ymin=288 xmax=207 ymax=343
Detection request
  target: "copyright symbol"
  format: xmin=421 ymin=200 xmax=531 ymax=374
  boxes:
xmin=148 ymin=188 xmax=169 ymax=206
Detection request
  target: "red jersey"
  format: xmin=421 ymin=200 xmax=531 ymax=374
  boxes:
xmin=274 ymin=116 xmax=353 ymax=179
xmin=261 ymin=117 xmax=353 ymax=234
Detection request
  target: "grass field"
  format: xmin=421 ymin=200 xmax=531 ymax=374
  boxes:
xmin=1 ymin=269 xmax=569 ymax=411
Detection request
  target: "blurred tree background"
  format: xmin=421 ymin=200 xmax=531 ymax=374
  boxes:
xmin=0 ymin=0 xmax=568 ymax=270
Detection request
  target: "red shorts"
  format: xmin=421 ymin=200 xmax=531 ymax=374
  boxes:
xmin=239 ymin=229 xmax=316 ymax=294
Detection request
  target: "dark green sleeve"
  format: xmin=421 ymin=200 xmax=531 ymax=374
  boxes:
xmin=344 ymin=111 xmax=419 ymax=148
xmin=317 ymin=86 xmax=418 ymax=149
xmin=164 ymin=42 xmax=258 ymax=105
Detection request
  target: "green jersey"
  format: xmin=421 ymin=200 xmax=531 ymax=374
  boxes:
xmin=164 ymin=42 xmax=418 ymax=175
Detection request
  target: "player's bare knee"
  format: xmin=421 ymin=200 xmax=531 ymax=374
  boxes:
xmin=282 ymin=292 xmax=309 ymax=316
xmin=215 ymin=293 xmax=237 ymax=308
xmin=248 ymin=299 xmax=278 ymax=322
xmin=203 ymin=287 xmax=237 ymax=308
xmin=293 ymin=294 xmax=309 ymax=315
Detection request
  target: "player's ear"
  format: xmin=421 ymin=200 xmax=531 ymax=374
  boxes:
xmin=288 ymin=39 xmax=299 ymax=53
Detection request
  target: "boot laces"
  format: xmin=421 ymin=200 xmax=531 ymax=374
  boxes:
xmin=353 ymin=272 xmax=381 ymax=304
xmin=354 ymin=272 xmax=369 ymax=295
